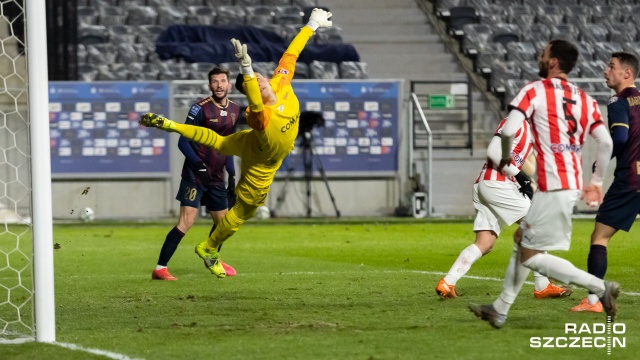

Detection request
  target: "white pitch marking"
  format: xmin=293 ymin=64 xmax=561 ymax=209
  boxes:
xmin=54 ymin=342 xmax=143 ymax=360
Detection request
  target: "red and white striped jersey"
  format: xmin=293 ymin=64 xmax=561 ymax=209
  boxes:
xmin=475 ymin=118 xmax=534 ymax=184
xmin=508 ymin=78 xmax=605 ymax=191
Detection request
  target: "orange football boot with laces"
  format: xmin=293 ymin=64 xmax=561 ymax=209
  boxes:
xmin=534 ymin=283 xmax=573 ymax=299
xmin=152 ymin=268 xmax=177 ymax=281
xmin=436 ymin=278 xmax=457 ymax=299
xmin=570 ymin=298 xmax=603 ymax=313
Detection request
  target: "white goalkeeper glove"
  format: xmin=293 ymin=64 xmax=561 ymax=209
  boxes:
xmin=230 ymin=38 xmax=253 ymax=76
xmin=306 ymin=8 xmax=333 ymax=31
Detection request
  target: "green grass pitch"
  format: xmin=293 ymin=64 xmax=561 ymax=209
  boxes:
xmin=1 ymin=219 xmax=639 ymax=359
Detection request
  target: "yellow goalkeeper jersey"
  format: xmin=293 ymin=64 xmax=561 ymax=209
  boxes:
xmin=235 ymin=26 xmax=313 ymax=205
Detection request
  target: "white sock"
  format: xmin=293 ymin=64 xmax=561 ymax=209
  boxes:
xmin=533 ymin=272 xmax=550 ymax=292
xmin=443 ymin=244 xmax=483 ymax=285
xmin=587 ymin=293 xmax=600 ymax=305
xmin=155 ymin=265 xmax=167 ymax=271
xmin=522 ymin=253 xmax=605 ymax=297
xmin=493 ymin=245 xmax=530 ymax=315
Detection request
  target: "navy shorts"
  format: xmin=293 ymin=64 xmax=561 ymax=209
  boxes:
xmin=596 ymin=187 xmax=640 ymax=232
xmin=176 ymin=179 xmax=228 ymax=212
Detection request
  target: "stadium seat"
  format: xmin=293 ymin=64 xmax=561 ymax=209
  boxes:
xmin=504 ymin=79 xmax=527 ymax=104
xmin=475 ymin=42 xmax=506 ymax=75
xmin=623 ymin=42 xmax=640 ymax=59
xmin=593 ymin=42 xmax=624 ymax=63
xmin=507 ymin=5 xmax=534 ymax=32
xmin=86 ymin=43 xmax=117 ymax=65
xmin=219 ymin=61 xmax=241 ymax=81
xmin=310 ymin=60 xmax=339 ymax=79
xmin=563 ymin=5 xmax=592 ymax=27
xmin=264 ymin=0 xmax=294 ymax=6
xmin=575 ymin=41 xmax=595 ymax=62
xmin=435 ymin=0 xmax=466 ymax=17
xmin=522 ymin=23 xmax=550 ymax=47
xmin=77 ymin=44 xmax=88 ymax=63
xmin=215 ymin=6 xmax=246 ymax=25
xmin=546 ymin=0 xmax=579 ymax=5
xmin=315 ymin=26 xmax=343 ymax=44
xmin=274 ymin=6 xmax=304 ymax=25
xmin=579 ymin=23 xmax=608 ymax=44
xmin=293 ymin=0 xmax=318 ymax=7
xmin=108 ymin=25 xmax=136 ymax=44
xmin=611 ymin=0 xmax=636 ymax=6
xmin=136 ymin=25 xmax=166 ymax=45
xmin=591 ymin=5 xmax=620 ymax=24
xmin=78 ymin=63 xmax=98 ymax=82
xmin=78 ymin=6 xmax=99 ymax=26
xmin=189 ymin=62 xmax=217 ymax=80
xmin=549 ymin=24 xmax=579 ymax=42
xmin=505 ymin=42 xmax=535 ymax=63
xmin=96 ymin=63 xmax=129 ymax=80
xmin=126 ymin=6 xmax=158 ymax=26
xmin=468 ymin=0 xmax=490 ymax=10
xmin=157 ymin=6 xmax=187 ymax=26
xmin=185 ymin=6 xmax=216 ymax=26
xmin=252 ymin=62 xmax=278 ymax=77
xmin=246 ymin=6 xmax=275 ymax=25
xmin=294 ymin=62 xmax=310 ymax=79
xmin=339 ymin=61 xmax=368 ymax=79
xmin=446 ymin=6 xmax=479 ymax=38
xmin=518 ymin=61 xmax=539 ymax=82
xmin=116 ymin=43 xmax=145 ymax=63
xmin=491 ymin=23 xmax=520 ymax=48
xmin=462 ymin=23 xmax=492 ymax=55
xmin=175 ymin=0 xmax=204 ymax=9
xmin=608 ymin=23 xmax=637 ymax=44
xmin=536 ymin=7 xmax=564 ymax=27
xmin=490 ymin=60 xmax=520 ymax=93
xmin=478 ymin=5 xmax=507 ymax=25
xmin=128 ymin=62 xmax=161 ymax=80
xmin=78 ymin=25 xmax=109 ymax=45
xmin=578 ymin=60 xmax=607 ymax=78
xmin=98 ymin=5 xmax=125 ymax=26
xmin=157 ymin=62 xmax=191 ymax=80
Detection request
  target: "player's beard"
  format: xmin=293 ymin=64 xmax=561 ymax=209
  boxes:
xmin=211 ymin=89 xmax=228 ymax=104
xmin=538 ymin=59 xmax=549 ymax=78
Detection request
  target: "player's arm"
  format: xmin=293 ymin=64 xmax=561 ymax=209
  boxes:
xmin=608 ymin=97 xmax=630 ymax=158
xmin=497 ymin=110 xmax=527 ymax=172
xmin=178 ymin=104 xmax=205 ymax=164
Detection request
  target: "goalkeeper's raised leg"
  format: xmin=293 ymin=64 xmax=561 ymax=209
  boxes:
xmin=140 ymin=112 xmax=222 ymax=150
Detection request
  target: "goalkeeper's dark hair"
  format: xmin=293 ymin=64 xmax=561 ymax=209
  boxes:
xmin=611 ymin=51 xmax=639 ymax=79
xmin=548 ymin=39 xmax=578 ymax=75
xmin=235 ymin=72 xmax=246 ymax=95
xmin=208 ymin=66 xmax=230 ymax=82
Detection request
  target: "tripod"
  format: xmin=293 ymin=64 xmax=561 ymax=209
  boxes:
xmin=274 ymin=131 xmax=340 ymax=218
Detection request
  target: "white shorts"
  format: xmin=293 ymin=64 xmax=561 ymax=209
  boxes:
xmin=520 ymin=189 xmax=581 ymax=251
xmin=472 ymin=180 xmax=530 ymax=237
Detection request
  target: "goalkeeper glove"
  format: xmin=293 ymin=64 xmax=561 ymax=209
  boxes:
xmin=227 ymin=174 xmax=236 ymax=208
xmin=230 ymin=38 xmax=253 ymax=75
xmin=514 ymin=171 xmax=534 ymax=200
xmin=194 ymin=161 xmax=212 ymax=186
xmin=139 ymin=113 xmax=177 ymax=131
xmin=307 ymin=8 xmax=333 ymax=30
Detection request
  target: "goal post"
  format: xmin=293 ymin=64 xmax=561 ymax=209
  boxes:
xmin=27 ymin=0 xmax=55 ymax=343
xmin=0 ymin=0 xmax=55 ymax=343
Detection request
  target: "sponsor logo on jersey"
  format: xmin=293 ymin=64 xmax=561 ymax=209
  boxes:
xmin=278 ymin=104 xmax=284 ymax=112
xmin=209 ymin=118 xmax=218 ymax=123
xmin=277 ymin=68 xmax=289 ymax=75
xmin=550 ymin=143 xmax=582 ymax=153
xmin=220 ymin=110 xmax=227 ymax=116
xmin=189 ymin=104 xmax=201 ymax=116
xmin=608 ymin=96 xmax=618 ymax=104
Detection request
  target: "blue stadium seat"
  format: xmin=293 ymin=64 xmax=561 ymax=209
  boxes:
xmin=215 ymin=6 xmax=246 ymax=25
xmin=505 ymin=42 xmax=535 ymax=63
xmin=246 ymin=6 xmax=275 ymax=25
xmin=535 ymin=6 xmax=564 ymax=29
xmin=126 ymin=6 xmax=158 ymax=26
xmin=157 ymin=6 xmax=187 ymax=26
xmin=549 ymin=24 xmax=579 ymax=42
xmin=78 ymin=6 xmax=99 ymax=26
xmin=315 ymin=26 xmax=343 ymax=44
xmin=475 ymin=42 xmax=506 ymax=75
xmin=522 ymin=24 xmax=550 ymax=47
xmin=109 ymin=25 xmax=136 ymax=44
xmin=78 ymin=25 xmax=109 ymax=45
xmin=137 ymin=25 xmax=166 ymax=45
xmin=98 ymin=5 xmax=125 ymax=26
xmin=491 ymin=23 xmax=520 ymax=48
xmin=447 ymin=6 xmax=479 ymax=38
xmin=462 ymin=23 xmax=492 ymax=55
xmin=517 ymin=61 xmax=539 ymax=82
xmin=435 ymin=0 xmax=467 ymax=17
xmin=478 ymin=4 xmax=507 ymax=25
xmin=490 ymin=60 xmax=519 ymax=94
xmin=507 ymin=5 xmax=534 ymax=32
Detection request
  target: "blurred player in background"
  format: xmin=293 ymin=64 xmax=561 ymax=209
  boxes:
xmin=142 ymin=8 xmax=333 ymax=278
xmin=152 ymin=66 xmax=239 ymax=281
xmin=470 ymin=39 xmax=618 ymax=328
xmin=571 ymin=51 xmax=640 ymax=312
xmin=436 ymin=118 xmax=572 ymax=300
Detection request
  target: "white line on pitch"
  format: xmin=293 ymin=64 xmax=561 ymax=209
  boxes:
xmin=54 ymin=342 xmax=143 ymax=360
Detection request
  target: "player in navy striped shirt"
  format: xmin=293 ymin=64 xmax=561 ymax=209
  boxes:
xmin=572 ymin=51 xmax=640 ymax=312
xmin=152 ymin=67 xmax=240 ymax=281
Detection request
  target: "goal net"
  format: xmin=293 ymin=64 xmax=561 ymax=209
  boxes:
xmin=1 ymin=0 xmax=55 ymax=343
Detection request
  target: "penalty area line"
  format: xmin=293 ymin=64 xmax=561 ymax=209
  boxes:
xmin=54 ymin=342 xmax=143 ymax=360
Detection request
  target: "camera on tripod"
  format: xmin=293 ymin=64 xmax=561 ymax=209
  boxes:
xmin=298 ymin=111 xmax=325 ymax=145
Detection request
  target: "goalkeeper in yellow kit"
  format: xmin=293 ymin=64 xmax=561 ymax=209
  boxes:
xmin=140 ymin=8 xmax=333 ymax=277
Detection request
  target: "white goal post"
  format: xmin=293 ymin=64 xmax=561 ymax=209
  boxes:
xmin=0 ymin=0 xmax=55 ymax=343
